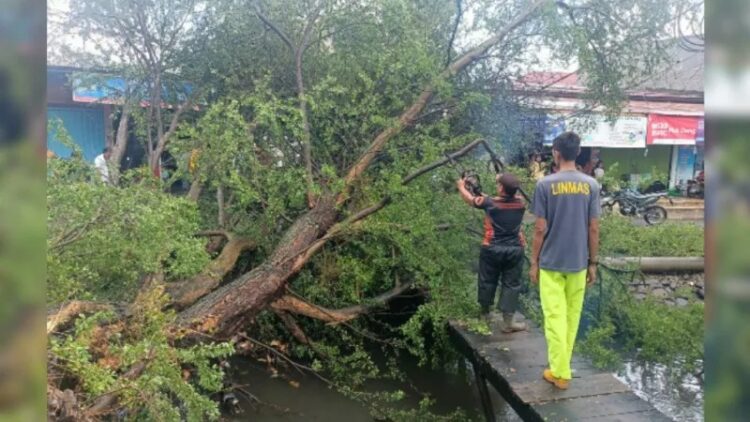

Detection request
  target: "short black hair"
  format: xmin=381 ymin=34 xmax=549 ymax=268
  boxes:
xmin=552 ymin=132 xmax=581 ymax=161
xmin=497 ymin=173 xmax=520 ymax=197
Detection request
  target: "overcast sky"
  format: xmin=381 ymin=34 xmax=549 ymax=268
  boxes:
xmin=48 ymin=0 xmax=702 ymax=76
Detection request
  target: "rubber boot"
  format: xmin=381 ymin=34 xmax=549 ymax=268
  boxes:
xmin=500 ymin=313 xmax=527 ymax=333
xmin=543 ymin=368 xmax=569 ymax=390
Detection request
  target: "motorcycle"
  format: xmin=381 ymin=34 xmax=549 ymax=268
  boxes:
xmin=600 ymin=188 xmax=672 ymax=225
xmin=686 ymin=170 xmax=704 ymax=198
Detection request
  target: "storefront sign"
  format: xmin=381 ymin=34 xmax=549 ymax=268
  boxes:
xmin=544 ymin=114 xmax=647 ymax=148
xmin=647 ymin=114 xmax=701 ymax=145
xmin=696 ymin=118 xmax=704 ymax=144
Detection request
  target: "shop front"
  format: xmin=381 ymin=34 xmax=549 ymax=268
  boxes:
xmin=646 ymin=114 xmax=704 ymax=190
xmin=541 ymin=112 xmax=704 ymax=193
xmin=544 ymin=113 xmax=670 ymax=188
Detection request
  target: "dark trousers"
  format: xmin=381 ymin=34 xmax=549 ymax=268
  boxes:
xmin=478 ymin=244 xmax=525 ymax=314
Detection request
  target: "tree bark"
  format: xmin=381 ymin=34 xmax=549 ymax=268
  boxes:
xmin=188 ymin=178 xmax=203 ymax=202
xmin=109 ymin=105 xmax=130 ymax=185
xmin=216 ymin=185 xmax=226 ymax=227
xmin=270 ymin=282 xmax=415 ymax=324
xmin=168 ymin=235 xmax=256 ymax=309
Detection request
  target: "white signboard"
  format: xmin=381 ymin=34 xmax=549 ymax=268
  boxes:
xmin=545 ymin=115 xmax=647 ymax=148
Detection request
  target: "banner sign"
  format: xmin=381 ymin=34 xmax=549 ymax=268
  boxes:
xmin=696 ymin=118 xmax=704 ymax=144
xmin=647 ymin=114 xmax=701 ymax=145
xmin=544 ymin=114 xmax=647 ymax=148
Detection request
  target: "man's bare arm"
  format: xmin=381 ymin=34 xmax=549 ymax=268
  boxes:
xmin=531 ymin=218 xmax=546 ymax=264
xmin=588 ymin=218 xmax=600 ymax=263
xmin=587 ymin=218 xmax=600 ymax=286
xmin=528 ymin=218 xmax=546 ymax=284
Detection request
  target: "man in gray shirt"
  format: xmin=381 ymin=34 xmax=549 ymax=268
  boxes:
xmin=529 ymin=132 xmax=600 ymax=390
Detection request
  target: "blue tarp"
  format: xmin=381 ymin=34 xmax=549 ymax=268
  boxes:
xmin=72 ymin=75 xmax=193 ymax=104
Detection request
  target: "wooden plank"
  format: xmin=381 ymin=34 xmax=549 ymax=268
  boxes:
xmin=446 ymin=319 xmax=672 ymax=422
xmin=475 ymin=348 xmax=599 ymax=386
xmin=534 ymin=392 xmax=670 ymax=421
xmin=514 ymin=373 xmax=630 ymax=405
xmin=606 ymin=409 xmax=674 ymax=421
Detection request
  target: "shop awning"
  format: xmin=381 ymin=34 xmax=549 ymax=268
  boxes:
xmin=647 ymin=114 xmax=702 ymax=145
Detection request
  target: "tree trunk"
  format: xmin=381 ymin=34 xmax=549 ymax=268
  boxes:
xmin=188 ymin=178 xmax=203 ymax=202
xmin=168 ymin=235 xmax=256 ymax=309
xmin=177 ymin=195 xmax=339 ymax=331
xmin=109 ymin=105 xmax=130 ymax=185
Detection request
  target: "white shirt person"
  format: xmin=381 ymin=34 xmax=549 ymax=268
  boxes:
xmin=94 ymin=147 xmax=112 ymax=184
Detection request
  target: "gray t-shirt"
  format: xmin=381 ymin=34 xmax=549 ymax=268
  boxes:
xmin=532 ymin=170 xmax=601 ymax=272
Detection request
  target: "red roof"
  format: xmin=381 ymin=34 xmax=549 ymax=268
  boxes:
xmin=518 ymin=71 xmax=580 ymax=88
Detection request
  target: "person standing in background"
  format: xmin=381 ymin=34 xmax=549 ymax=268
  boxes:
xmin=594 ymin=160 xmax=605 ymax=182
xmin=530 ymin=153 xmax=547 ymax=181
xmin=94 ymin=147 xmax=112 ymax=184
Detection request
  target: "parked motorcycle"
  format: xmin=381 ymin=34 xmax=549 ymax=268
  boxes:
xmin=686 ymin=170 xmax=704 ymax=198
xmin=600 ymin=189 xmax=672 ymax=225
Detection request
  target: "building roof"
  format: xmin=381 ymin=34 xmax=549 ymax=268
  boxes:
xmin=634 ymin=35 xmax=704 ymax=93
xmin=514 ymin=36 xmax=704 ymax=115
xmin=518 ymin=36 xmax=702 ymax=93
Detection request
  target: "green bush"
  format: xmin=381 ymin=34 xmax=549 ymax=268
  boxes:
xmin=47 ymin=156 xmax=209 ymax=304
xmin=599 ymin=215 xmax=704 ymax=257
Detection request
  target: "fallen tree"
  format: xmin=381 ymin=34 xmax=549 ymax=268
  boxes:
xmin=176 ymin=0 xmax=549 ymax=333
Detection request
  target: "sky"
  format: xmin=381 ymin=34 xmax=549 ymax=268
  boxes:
xmin=47 ymin=0 xmax=703 ymax=78
xmin=46 ymin=0 xmax=574 ymax=71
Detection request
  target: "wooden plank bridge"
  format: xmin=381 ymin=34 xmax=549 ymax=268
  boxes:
xmin=447 ymin=316 xmax=673 ymax=421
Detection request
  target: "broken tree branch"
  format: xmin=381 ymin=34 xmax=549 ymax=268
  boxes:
xmin=273 ymin=310 xmax=311 ymax=345
xmin=84 ymin=348 xmax=155 ymax=418
xmin=271 ymin=281 xmax=415 ymax=324
xmin=47 ymin=301 xmax=114 ymax=335
xmin=285 ymin=138 xmax=490 ymax=273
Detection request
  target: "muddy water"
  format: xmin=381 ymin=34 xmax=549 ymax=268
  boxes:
xmin=617 ymin=360 xmax=704 ymax=422
xmin=224 ymin=355 xmax=515 ymax=422
xmin=224 ymin=352 xmax=701 ymax=421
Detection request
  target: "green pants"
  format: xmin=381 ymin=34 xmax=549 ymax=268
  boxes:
xmin=539 ymin=268 xmax=587 ymax=380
